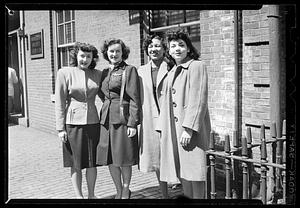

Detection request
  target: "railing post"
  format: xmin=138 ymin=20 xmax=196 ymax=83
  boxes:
xmin=232 ymin=130 xmax=241 ymax=199
xmin=241 ymin=136 xmax=248 ymax=199
xmin=260 ymin=124 xmax=268 ymax=204
xmin=225 ymin=134 xmax=231 ymax=199
xmin=246 ymin=127 xmax=253 ymax=198
xmin=209 ymin=131 xmax=216 ymax=199
xmin=270 ymin=122 xmax=277 ymax=198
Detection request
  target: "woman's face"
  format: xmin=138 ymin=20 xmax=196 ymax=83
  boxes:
xmin=147 ymin=38 xmax=164 ymax=61
xmin=169 ymin=39 xmax=189 ymax=64
xmin=107 ymin=43 xmax=123 ymax=65
xmin=77 ymin=50 xmax=93 ymax=69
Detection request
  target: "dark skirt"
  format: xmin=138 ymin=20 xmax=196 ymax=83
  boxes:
xmin=63 ymin=123 xmax=100 ymax=169
xmin=96 ymin=122 xmax=138 ymax=167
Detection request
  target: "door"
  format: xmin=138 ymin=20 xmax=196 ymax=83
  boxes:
xmin=8 ymin=32 xmax=22 ymax=114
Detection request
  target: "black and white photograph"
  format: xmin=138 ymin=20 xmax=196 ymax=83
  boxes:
xmin=4 ymin=3 xmax=296 ymax=207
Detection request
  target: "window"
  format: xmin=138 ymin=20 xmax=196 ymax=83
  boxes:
xmin=56 ymin=10 xmax=75 ymax=68
xmin=149 ymin=10 xmax=201 ymax=51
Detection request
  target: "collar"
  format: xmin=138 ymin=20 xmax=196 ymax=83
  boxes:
xmin=109 ymin=61 xmax=126 ymax=71
xmin=176 ymin=58 xmax=194 ymax=70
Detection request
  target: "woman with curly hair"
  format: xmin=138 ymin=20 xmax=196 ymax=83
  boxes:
xmin=55 ymin=42 xmax=101 ymax=199
xmin=138 ymin=33 xmax=175 ymax=198
xmin=157 ymin=29 xmax=211 ymax=199
xmin=96 ymin=38 xmax=141 ymax=199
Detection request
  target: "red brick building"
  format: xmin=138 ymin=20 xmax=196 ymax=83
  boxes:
xmin=7 ymin=6 xmax=291 ymax=144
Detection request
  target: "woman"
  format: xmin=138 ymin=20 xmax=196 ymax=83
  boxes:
xmin=157 ymin=29 xmax=211 ymax=199
xmin=55 ymin=42 xmax=101 ymax=199
xmin=138 ymin=33 xmax=175 ymax=199
xmin=96 ymin=38 xmax=141 ymax=199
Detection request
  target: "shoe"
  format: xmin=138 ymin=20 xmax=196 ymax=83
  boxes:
xmin=121 ymin=189 xmax=131 ymax=199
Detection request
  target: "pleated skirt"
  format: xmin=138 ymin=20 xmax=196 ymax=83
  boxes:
xmin=63 ymin=123 xmax=100 ymax=169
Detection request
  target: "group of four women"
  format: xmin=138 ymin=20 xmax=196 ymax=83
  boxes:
xmin=55 ymin=29 xmax=211 ymax=200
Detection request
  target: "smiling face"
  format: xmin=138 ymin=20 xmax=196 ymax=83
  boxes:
xmin=169 ymin=39 xmax=190 ymax=65
xmin=77 ymin=50 xmax=93 ymax=69
xmin=107 ymin=43 xmax=123 ymax=65
xmin=147 ymin=38 xmax=164 ymax=61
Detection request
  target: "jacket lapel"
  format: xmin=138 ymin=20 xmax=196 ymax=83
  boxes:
xmin=156 ymin=61 xmax=168 ymax=90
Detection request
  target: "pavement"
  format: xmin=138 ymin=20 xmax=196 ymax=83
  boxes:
xmin=6 ymin=122 xmax=184 ymax=202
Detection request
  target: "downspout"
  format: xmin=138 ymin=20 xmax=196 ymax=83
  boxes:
xmin=233 ymin=10 xmax=242 ymax=140
xmin=19 ymin=10 xmax=29 ymax=127
xmin=232 ymin=10 xmax=242 ymax=199
xmin=268 ymin=5 xmax=282 ymax=137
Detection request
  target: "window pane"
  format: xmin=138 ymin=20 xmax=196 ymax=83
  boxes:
xmin=57 ymin=11 xmax=63 ymax=24
xmin=58 ymin=25 xmax=64 ymax=45
xmin=65 ymin=23 xmax=72 ymax=43
xmin=65 ymin=10 xmax=71 ymax=22
xmin=152 ymin=10 xmax=167 ymax=27
xmin=62 ymin=48 xmax=68 ymax=67
xmin=72 ymin=10 xmax=75 ymax=20
xmin=168 ymin=10 xmax=184 ymax=25
xmin=72 ymin=22 xmax=76 ymax=42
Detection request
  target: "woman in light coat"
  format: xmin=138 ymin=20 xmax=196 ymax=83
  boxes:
xmin=138 ymin=33 xmax=174 ymax=198
xmin=157 ymin=29 xmax=211 ymax=199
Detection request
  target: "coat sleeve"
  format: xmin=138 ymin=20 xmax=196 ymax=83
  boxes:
xmin=55 ymin=69 xmax=68 ymax=131
xmin=97 ymin=68 xmax=106 ymax=102
xmin=182 ymin=62 xmax=209 ymax=133
xmin=125 ymin=66 xmax=141 ymax=128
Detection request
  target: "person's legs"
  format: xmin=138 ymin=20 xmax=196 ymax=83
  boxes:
xmin=71 ymin=167 xmax=84 ymax=199
xmin=109 ymin=165 xmax=122 ymax=199
xmin=121 ymin=166 xmax=132 ymax=199
xmin=192 ymin=181 xmax=206 ymax=199
xmin=181 ymin=178 xmax=193 ymax=198
xmin=86 ymin=167 xmax=97 ymax=199
xmin=8 ymin=96 xmax=13 ymax=114
xmin=155 ymin=170 xmax=168 ymax=199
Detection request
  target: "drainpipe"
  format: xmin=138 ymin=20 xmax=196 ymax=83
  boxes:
xmin=19 ymin=10 xmax=29 ymax=127
xmin=232 ymin=10 xmax=243 ymax=199
xmin=233 ymin=10 xmax=242 ymax=140
xmin=268 ymin=5 xmax=282 ymax=137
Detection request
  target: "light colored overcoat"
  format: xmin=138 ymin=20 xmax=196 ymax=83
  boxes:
xmin=156 ymin=58 xmax=211 ymax=183
xmin=138 ymin=60 xmax=169 ymax=172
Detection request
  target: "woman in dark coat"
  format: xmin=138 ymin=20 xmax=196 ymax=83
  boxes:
xmin=96 ymin=38 xmax=141 ymax=199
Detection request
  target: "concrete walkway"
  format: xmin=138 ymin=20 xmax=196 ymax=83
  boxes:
xmin=7 ymin=123 xmax=183 ymax=201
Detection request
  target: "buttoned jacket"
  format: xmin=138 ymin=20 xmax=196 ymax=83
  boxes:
xmin=99 ymin=61 xmax=141 ymax=128
xmin=55 ymin=66 xmax=102 ymax=131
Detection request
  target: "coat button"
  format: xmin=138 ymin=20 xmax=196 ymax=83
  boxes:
xmin=172 ymin=88 xmax=176 ymax=94
xmin=173 ymin=102 xmax=177 ymax=107
xmin=174 ymin=116 xmax=178 ymax=122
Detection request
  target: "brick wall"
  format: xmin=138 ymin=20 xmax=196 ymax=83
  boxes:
xmin=242 ymin=5 xmax=271 ymax=146
xmin=25 ymin=11 xmax=56 ymax=135
xmin=200 ymin=10 xmax=235 ymax=139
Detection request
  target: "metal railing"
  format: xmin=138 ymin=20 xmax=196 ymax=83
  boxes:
xmin=206 ymin=120 xmax=286 ymax=204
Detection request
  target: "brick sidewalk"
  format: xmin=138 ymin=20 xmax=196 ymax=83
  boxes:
xmin=7 ymin=124 xmax=183 ymax=200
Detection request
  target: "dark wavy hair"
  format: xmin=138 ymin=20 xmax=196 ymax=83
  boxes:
xmin=166 ymin=28 xmax=200 ymax=60
xmin=101 ymin=38 xmax=130 ymax=63
xmin=69 ymin=42 xmax=99 ymax=69
xmin=143 ymin=33 xmax=167 ymax=56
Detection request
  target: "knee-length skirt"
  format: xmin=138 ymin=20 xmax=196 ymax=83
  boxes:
xmin=63 ymin=123 xmax=100 ymax=169
xmin=96 ymin=122 xmax=138 ymax=167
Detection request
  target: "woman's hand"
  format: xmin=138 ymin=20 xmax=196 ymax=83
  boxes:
xmin=180 ymin=128 xmax=193 ymax=147
xmin=58 ymin=130 xmax=68 ymax=143
xmin=127 ymin=127 xmax=137 ymax=138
